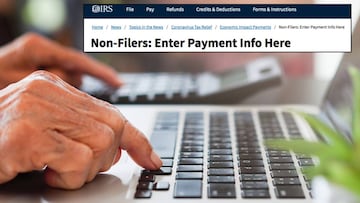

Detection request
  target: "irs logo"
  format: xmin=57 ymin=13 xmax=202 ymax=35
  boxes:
xmin=92 ymin=5 xmax=101 ymax=13
xmin=92 ymin=5 xmax=113 ymax=13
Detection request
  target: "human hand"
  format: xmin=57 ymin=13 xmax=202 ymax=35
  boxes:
xmin=0 ymin=71 xmax=162 ymax=189
xmin=0 ymin=33 xmax=121 ymax=89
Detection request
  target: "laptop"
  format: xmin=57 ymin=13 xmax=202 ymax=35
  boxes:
xmin=81 ymin=57 xmax=282 ymax=104
xmin=0 ymin=15 xmax=358 ymax=203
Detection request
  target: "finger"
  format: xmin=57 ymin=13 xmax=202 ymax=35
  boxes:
xmin=119 ymin=120 xmax=162 ymax=170
xmin=53 ymin=115 xmax=118 ymax=182
xmin=0 ymin=70 xmax=36 ymax=89
xmin=112 ymin=149 xmax=122 ymax=166
xmin=19 ymin=33 xmax=122 ymax=87
xmin=7 ymin=120 xmax=95 ymax=189
xmin=43 ymin=133 xmax=94 ymax=189
xmin=0 ymin=165 xmax=17 ymax=185
xmin=72 ymin=122 xmax=116 ymax=182
xmin=45 ymin=68 xmax=83 ymax=88
xmin=48 ymin=50 xmax=122 ymax=87
xmin=99 ymin=147 xmax=122 ymax=172
xmin=100 ymin=148 xmax=122 ymax=172
xmin=45 ymin=48 xmax=121 ymax=87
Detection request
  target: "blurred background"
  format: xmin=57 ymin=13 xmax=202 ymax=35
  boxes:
xmin=0 ymin=0 xmax=359 ymax=80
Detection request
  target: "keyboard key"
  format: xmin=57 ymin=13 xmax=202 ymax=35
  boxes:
xmin=273 ymin=177 xmax=301 ymax=185
xmin=181 ymin=146 xmax=203 ymax=152
xmin=241 ymin=189 xmax=270 ymax=198
xmin=303 ymin=174 xmax=313 ymax=182
xmin=266 ymin=151 xmax=291 ymax=157
xmin=154 ymin=181 xmax=170 ymax=191
xmin=208 ymin=168 xmax=234 ymax=176
xmin=240 ymin=174 xmax=267 ymax=181
xmin=182 ymin=135 xmax=204 ymax=141
xmin=184 ymin=131 xmax=204 ymax=136
xmin=275 ymin=185 xmax=305 ymax=198
xmin=267 ymin=150 xmax=290 ymax=154
xmin=209 ymin=137 xmax=231 ymax=143
xmin=209 ymin=155 xmax=233 ymax=161
xmin=137 ymin=182 xmax=153 ymax=190
xmin=154 ymin=123 xmax=177 ymax=131
xmin=174 ymin=180 xmax=202 ymax=198
xmin=239 ymin=166 xmax=266 ymax=174
xmin=161 ymin=159 xmax=173 ymax=167
xmin=238 ymin=149 xmax=262 ymax=154
xmin=208 ymin=183 xmax=236 ymax=198
xmin=139 ymin=174 xmax=155 ymax=182
xmin=177 ymin=165 xmax=203 ymax=172
xmin=241 ymin=181 xmax=269 ymax=189
xmin=238 ymin=150 xmax=261 ymax=157
xmin=209 ymin=131 xmax=229 ymax=135
xmin=237 ymin=133 xmax=257 ymax=138
xmin=269 ymin=163 xmax=296 ymax=170
xmin=142 ymin=167 xmax=172 ymax=175
xmin=180 ymin=152 xmax=203 ymax=158
xmin=306 ymin=182 xmax=312 ymax=190
xmin=183 ymin=127 xmax=203 ymax=132
xmin=263 ymin=134 xmax=284 ymax=138
xmin=208 ymin=161 xmax=233 ymax=168
xmin=239 ymin=159 xmax=264 ymax=166
xmin=134 ymin=190 xmax=152 ymax=198
xmin=237 ymin=139 xmax=259 ymax=144
xmin=209 ymin=149 xmax=232 ymax=155
xmin=298 ymin=158 xmax=314 ymax=166
xmin=238 ymin=146 xmax=261 ymax=151
xmin=176 ymin=172 xmax=203 ymax=180
xmin=236 ymin=131 xmax=257 ymax=137
xmin=271 ymin=170 xmax=299 ymax=178
xmin=182 ymin=140 xmax=204 ymax=146
xmin=238 ymin=154 xmax=263 ymax=160
xmin=296 ymin=154 xmax=312 ymax=159
xmin=150 ymin=131 xmax=177 ymax=158
xmin=178 ymin=158 xmax=203 ymax=165
xmin=210 ymin=131 xmax=229 ymax=136
xmin=208 ymin=176 xmax=235 ymax=183
xmin=268 ymin=157 xmax=294 ymax=163
xmin=209 ymin=143 xmax=232 ymax=149
xmin=237 ymin=142 xmax=260 ymax=147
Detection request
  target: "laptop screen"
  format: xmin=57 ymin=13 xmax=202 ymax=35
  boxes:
xmin=320 ymin=17 xmax=360 ymax=139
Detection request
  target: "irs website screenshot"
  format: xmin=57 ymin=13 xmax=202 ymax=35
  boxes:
xmin=84 ymin=4 xmax=351 ymax=52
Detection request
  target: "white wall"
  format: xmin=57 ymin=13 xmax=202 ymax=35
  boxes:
xmin=314 ymin=0 xmax=360 ymax=79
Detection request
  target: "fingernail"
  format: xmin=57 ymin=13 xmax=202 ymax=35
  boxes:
xmin=150 ymin=151 xmax=162 ymax=169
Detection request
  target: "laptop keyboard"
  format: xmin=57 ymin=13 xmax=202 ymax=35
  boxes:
xmin=111 ymin=73 xmax=197 ymax=103
xmin=135 ymin=111 xmax=314 ymax=199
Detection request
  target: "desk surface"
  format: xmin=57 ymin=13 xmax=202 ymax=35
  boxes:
xmin=242 ymin=77 xmax=329 ymax=106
